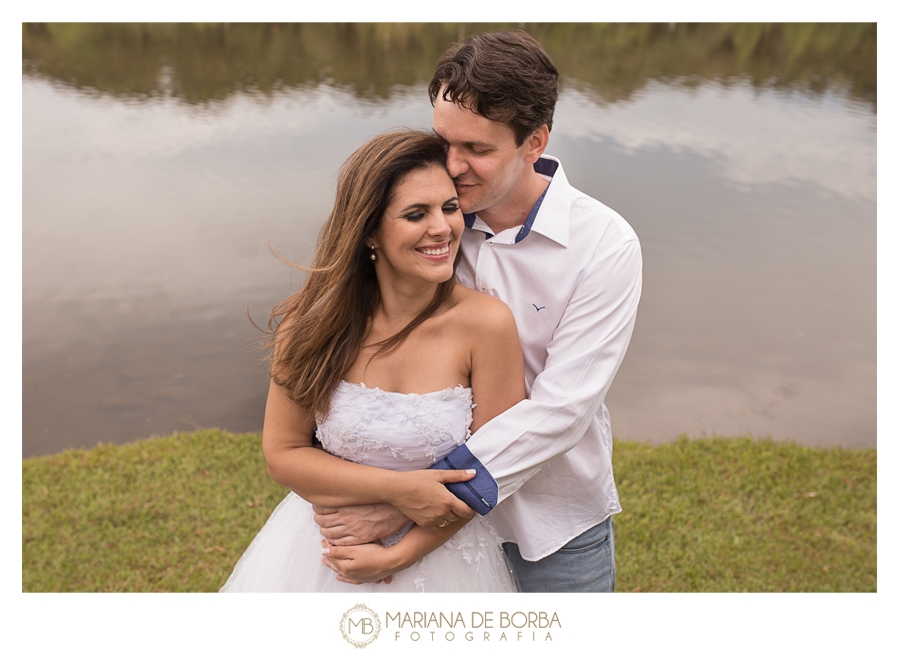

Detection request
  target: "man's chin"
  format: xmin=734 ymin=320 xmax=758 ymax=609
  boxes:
xmin=454 ymin=187 xmax=480 ymax=213
xmin=457 ymin=197 xmax=481 ymax=215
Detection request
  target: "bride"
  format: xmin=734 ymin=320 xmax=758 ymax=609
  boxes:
xmin=220 ymin=130 xmax=525 ymax=592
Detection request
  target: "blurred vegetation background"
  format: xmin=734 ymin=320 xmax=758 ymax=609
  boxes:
xmin=22 ymin=22 xmax=876 ymax=109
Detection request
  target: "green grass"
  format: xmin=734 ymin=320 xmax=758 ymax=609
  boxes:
xmin=22 ymin=429 xmax=286 ymax=592
xmin=22 ymin=431 xmax=876 ymax=592
xmin=614 ymin=435 xmax=876 ymax=592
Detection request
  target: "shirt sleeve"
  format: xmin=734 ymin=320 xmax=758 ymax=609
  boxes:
xmin=432 ymin=235 xmax=643 ymax=511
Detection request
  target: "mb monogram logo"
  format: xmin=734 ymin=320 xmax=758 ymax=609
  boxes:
xmin=340 ymin=604 xmax=382 ymax=648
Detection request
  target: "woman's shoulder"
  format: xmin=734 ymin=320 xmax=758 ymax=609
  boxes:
xmin=449 ymin=284 xmax=517 ymax=333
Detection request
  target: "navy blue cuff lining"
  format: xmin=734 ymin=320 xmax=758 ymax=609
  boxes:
xmin=431 ymin=444 xmax=498 ymax=516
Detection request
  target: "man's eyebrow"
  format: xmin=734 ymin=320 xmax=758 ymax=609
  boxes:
xmin=434 ymin=130 xmax=492 ymax=149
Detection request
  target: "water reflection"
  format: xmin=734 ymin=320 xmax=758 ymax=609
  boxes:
xmin=555 ymin=81 xmax=875 ymax=448
xmin=23 ymin=23 xmax=876 ymax=108
xmin=22 ymin=23 xmax=876 ymax=456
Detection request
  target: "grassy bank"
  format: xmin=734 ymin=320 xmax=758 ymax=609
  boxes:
xmin=22 ymin=430 xmax=876 ymax=592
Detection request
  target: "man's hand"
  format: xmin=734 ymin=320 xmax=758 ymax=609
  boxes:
xmin=313 ymin=503 xmax=409 ymax=546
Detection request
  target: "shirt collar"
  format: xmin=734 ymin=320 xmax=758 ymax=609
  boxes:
xmin=463 ymin=155 xmax=570 ymax=248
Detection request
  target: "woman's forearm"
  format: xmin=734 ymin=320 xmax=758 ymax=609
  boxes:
xmin=322 ymin=517 xmax=475 ymax=583
xmin=387 ymin=518 xmax=474 ymax=572
xmin=267 ymin=444 xmax=477 ymax=528
xmin=266 ymin=444 xmax=405 ymax=508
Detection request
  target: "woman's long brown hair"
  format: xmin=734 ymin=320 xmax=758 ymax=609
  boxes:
xmin=266 ymin=130 xmax=461 ymax=420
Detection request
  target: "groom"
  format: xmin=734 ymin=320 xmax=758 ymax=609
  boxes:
xmin=316 ymin=29 xmax=642 ymax=592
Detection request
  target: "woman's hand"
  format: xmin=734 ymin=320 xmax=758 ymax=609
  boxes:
xmin=321 ymin=540 xmax=405 ymax=585
xmin=390 ymin=468 xmax=478 ymax=527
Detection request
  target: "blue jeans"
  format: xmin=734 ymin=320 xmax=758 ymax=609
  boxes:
xmin=502 ymin=516 xmax=616 ymax=593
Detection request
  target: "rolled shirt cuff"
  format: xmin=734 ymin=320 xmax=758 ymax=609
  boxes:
xmin=431 ymin=444 xmax=499 ymax=516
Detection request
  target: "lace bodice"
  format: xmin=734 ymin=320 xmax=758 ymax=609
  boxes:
xmin=315 ymin=381 xmax=474 ymax=470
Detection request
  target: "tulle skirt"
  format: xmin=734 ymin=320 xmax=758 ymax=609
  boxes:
xmin=220 ymin=492 xmax=518 ymax=593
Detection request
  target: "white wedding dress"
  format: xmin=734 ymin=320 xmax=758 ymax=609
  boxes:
xmin=220 ymin=381 xmax=518 ymax=593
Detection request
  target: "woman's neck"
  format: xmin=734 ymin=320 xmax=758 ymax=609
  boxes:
xmin=372 ymin=280 xmax=442 ymax=333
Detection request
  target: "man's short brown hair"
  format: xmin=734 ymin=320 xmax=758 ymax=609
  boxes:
xmin=428 ymin=29 xmax=559 ymax=147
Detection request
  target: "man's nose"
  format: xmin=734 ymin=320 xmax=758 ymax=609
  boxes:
xmin=446 ymin=146 xmax=468 ymax=178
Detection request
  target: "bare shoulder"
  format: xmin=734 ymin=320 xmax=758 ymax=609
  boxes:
xmin=450 ymin=285 xmax=518 ymax=336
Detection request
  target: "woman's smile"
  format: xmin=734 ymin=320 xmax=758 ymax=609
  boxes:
xmin=416 ymin=241 xmax=451 ymax=260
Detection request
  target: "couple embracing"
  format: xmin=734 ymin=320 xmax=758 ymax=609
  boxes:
xmin=221 ymin=29 xmax=642 ymax=594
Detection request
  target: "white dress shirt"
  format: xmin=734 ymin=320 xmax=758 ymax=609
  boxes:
xmin=433 ymin=155 xmax=643 ymax=561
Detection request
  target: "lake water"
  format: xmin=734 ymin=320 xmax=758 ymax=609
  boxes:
xmin=21 ymin=23 xmax=877 ymax=457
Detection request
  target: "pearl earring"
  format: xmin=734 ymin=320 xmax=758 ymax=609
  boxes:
xmin=369 ymin=244 xmax=377 ymax=262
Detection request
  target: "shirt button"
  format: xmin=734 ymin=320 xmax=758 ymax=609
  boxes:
xmin=480 ymin=286 xmax=486 ymax=292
